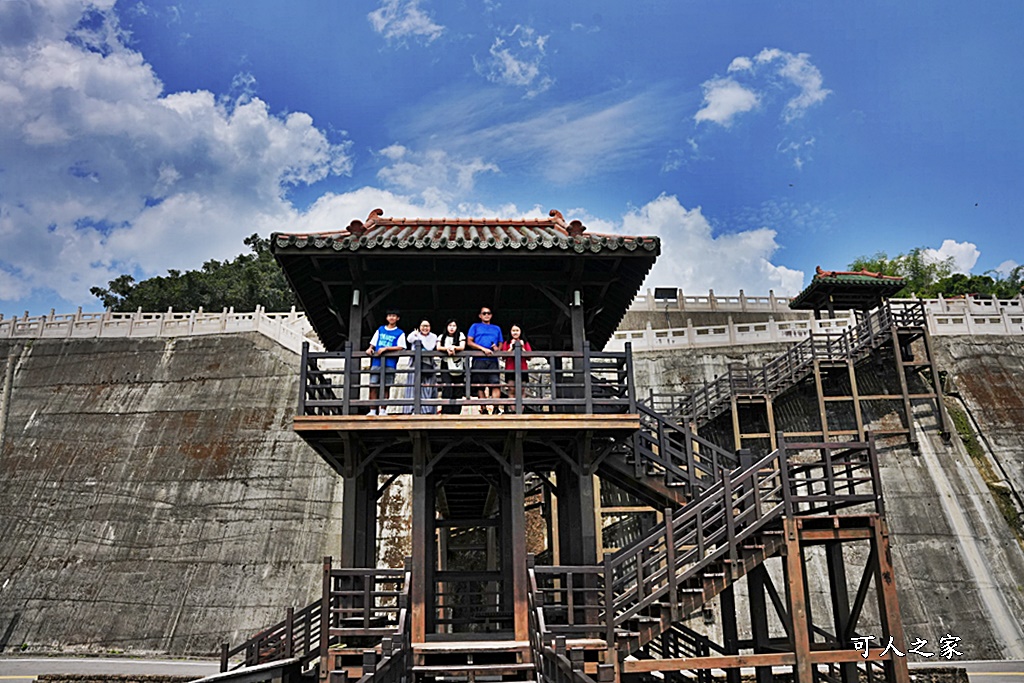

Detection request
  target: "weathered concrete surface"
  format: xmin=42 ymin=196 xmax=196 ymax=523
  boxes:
xmin=0 ymin=335 xmax=345 ymax=657
xmin=932 ymin=336 xmax=1024 ymax=505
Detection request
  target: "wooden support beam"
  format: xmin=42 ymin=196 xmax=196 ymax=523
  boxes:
xmin=508 ymin=432 xmax=530 ymax=644
xmin=411 ymin=436 xmax=430 ymax=643
xmin=783 ymin=517 xmax=813 ymax=683
xmin=872 ymin=517 xmax=911 ymax=683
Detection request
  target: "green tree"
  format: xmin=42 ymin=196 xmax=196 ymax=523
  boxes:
xmin=848 ymin=250 xmax=1024 ymax=298
xmin=848 ymin=248 xmax=954 ymax=297
xmin=90 ymin=234 xmax=300 ymax=312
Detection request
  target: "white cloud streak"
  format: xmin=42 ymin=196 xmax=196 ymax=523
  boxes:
xmin=475 ymin=25 xmax=554 ymax=97
xmin=367 ymin=0 xmax=444 ymax=45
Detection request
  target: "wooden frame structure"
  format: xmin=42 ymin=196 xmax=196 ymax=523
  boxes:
xmin=215 ymin=215 xmax=915 ymax=683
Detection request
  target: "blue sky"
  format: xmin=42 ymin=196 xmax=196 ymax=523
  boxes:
xmin=2 ymin=0 xmax=1022 ymax=316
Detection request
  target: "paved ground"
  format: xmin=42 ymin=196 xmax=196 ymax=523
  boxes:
xmin=0 ymin=657 xmax=220 ymax=679
xmin=0 ymin=656 xmax=1020 ymax=682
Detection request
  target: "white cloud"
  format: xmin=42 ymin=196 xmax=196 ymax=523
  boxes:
xmin=995 ymin=260 xmax=1020 ymax=276
xmin=924 ymin=240 xmax=980 ymax=274
xmin=375 ymin=147 xmax=500 ymax=205
xmin=0 ymin=0 xmax=351 ymax=308
xmin=695 ymin=48 xmax=830 ymax=127
xmin=727 ymin=56 xmax=752 ymax=73
xmin=694 ymin=78 xmax=759 ymax=127
xmin=569 ymin=195 xmax=804 ymax=296
xmin=755 ymin=48 xmax=831 ymax=122
xmin=367 ymin=0 xmax=444 ymax=45
xmin=475 ymin=25 xmax=554 ymax=97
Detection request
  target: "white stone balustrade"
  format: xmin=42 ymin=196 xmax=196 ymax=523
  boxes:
xmin=612 ymin=293 xmax=1024 ymax=351
xmin=4 ymin=293 xmax=1023 ymax=354
xmin=0 ymin=306 xmax=324 ymax=355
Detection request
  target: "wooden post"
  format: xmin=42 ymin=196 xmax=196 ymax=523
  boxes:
xmin=510 ymin=433 xmax=530 ymax=644
xmin=320 ymin=556 xmax=332 ymax=680
xmin=411 ymin=435 xmax=430 ymax=643
xmin=783 ymin=518 xmax=813 ymax=683
xmin=872 ymin=517 xmax=911 ymax=683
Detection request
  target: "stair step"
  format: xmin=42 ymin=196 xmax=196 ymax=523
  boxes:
xmin=412 ymin=663 xmax=535 ymax=675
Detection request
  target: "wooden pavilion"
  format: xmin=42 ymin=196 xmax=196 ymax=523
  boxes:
xmin=219 ymin=211 xmax=916 ymax=683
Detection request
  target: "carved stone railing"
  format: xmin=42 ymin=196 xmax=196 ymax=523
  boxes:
xmin=0 ymin=306 xmax=322 ymax=355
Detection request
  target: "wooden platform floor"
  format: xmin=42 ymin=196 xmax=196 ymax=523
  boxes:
xmin=294 ymin=413 xmax=641 ymax=432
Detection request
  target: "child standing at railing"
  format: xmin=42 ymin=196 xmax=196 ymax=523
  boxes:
xmin=366 ymin=309 xmax=406 ymax=416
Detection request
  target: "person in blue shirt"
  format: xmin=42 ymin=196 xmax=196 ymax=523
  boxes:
xmin=466 ymin=306 xmax=503 ymax=415
xmin=365 ymin=309 xmax=406 ymax=416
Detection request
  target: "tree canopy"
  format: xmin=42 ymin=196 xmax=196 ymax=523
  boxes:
xmin=848 ymin=249 xmax=1024 ymax=299
xmin=91 ymin=235 xmax=300 ymax=312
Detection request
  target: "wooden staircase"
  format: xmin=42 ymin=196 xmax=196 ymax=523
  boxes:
xmin=651 ymin=300 xmax=929 ymax=429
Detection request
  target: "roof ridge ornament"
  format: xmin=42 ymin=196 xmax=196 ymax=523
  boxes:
xmin=548 ymin=209 xmax=567 ymax=227
xmin=348 ymin=219 xmax=366 ymax=236
xmin=567 ymin=219 xmax=586 ymax=237
xmin=365 ymin=208 xmax=384 ymax=226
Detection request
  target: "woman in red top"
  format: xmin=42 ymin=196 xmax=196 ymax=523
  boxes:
xmin=500 ymin=324 xmax=532 ymax=413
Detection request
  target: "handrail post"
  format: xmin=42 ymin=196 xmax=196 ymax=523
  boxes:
xmin=342 ymin=342 xmax=352 ymax=416
xmin=583 ymin=342 xmax=593 ymax=414
xmin=299 ymin=342 xmax=310 ymax=416
xmin=413 ymin=344 xmax=422 ymax=414
xmin=603 ymin=556 xmax=615 ymax=655
xmin=320 ymin=556 xmax=332 ymax=679
xmin=779 ymin=432 xmax=793 ymax=516
xmin=285 ymin=606 xmax=295 ymax=659
xmin=664 ymin=506 xmax=679 ymax=620
xmin=625 ymin=343 xmax=637 ymax=413
xmin=722 ymin=469 xmax=738 ymax=575
xmin=867 ymin=430 xmax=885 ymax=516
xmin=514 ymin=342 xmax=523 ymax=414
xmin=220 ymin=643 xmax=229 ymax=672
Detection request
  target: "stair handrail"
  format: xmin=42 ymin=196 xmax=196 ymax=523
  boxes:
xmin=219 ymin=599 xmax=321 ymax=672
xmin=602 ymin=436 xmax=882 ymax=645
xmin=528 ymin=558 xmax=610 ymax=683
xmin=657 ymin=300 xmax=912 ymax=426
xmin=351 ymin=565 xmax=412 ymax=683
xmin=631 ymin=402 xmax=739 ymax=496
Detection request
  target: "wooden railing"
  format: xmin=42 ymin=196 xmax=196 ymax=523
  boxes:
xmin=528 ymin=560 xmax=613 ymax=683
xmin=299 ymin=342 xmax=636 ymax=417
xmin=626 ymin=403 xmax=739 ymax=497
xmin=321 ymin=558 xmax=411 ymax=683
xmin=528 ymin=436 xmax=882 ymax=657
xmin=220 ymin=600 xmax=321 ymax=672
xmin=650 ymin=301 xmax=928 ymax=424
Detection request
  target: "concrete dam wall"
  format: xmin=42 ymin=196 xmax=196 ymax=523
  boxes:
xmin=1 ymin=329 xmax=1023 ymax=659
xmin=0 ymin=334 xmax=345 ymax=656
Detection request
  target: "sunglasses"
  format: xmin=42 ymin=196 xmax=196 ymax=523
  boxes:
xmin=481 ymin=311 xmax=492 ymax=315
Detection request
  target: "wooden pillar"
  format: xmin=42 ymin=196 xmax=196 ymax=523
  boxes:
xmin=509 ymin=433 xmax=530 ymax=643
xmin=411 ymin=435 xmax=433 ymax=643
xmin=872 ymin=517 xmax=910 ymax=683
xmin=783 ymin=517 xmax=813 ymax=683
xmin=890 ymin=327 xmax=916 ymax=446
xmin=570 ymin=289 xmax=585 ymax=352
xmin=747 ymin=564 xmax=773 ymax=683
xmin=720 ymin=585 xmax=741 ymax=683
xmin=813 ymin=360 xmax=829 ymax=442
xmin=556 ymin=458 xmax=597 ymax=565
xmin=340 ymin=467 xmax=378 ymax=568
xmin=825 ymin=542 xmax=857 ymax=683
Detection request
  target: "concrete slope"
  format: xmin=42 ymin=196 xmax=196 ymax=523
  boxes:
xmin=0 ymin=334 xmax=345 ymax=657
